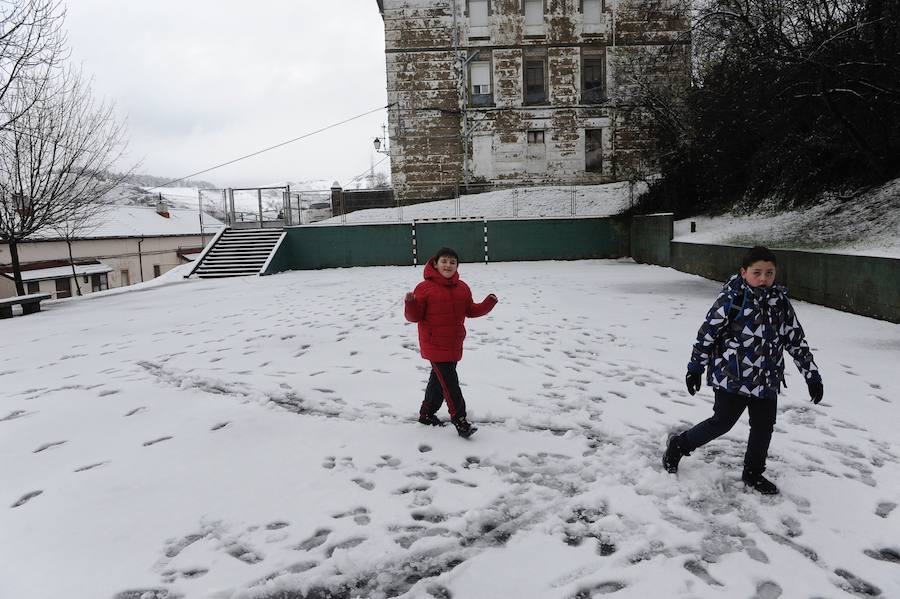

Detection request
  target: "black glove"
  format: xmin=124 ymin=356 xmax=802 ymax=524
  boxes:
xmin=808 ymin=380 xmax=824 ymax=404
xmin=685 ymin=371 xmax=702 ymax=396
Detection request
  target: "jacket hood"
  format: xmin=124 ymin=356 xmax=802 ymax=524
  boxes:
xmin=424 ymin=260 xmax=459 ymax=286
xmin=724 ymin=273 xmax=787 ymax=301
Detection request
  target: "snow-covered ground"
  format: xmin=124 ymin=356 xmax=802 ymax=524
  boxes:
xmin=674 ymin=177 xmax=900 ymax=258
xmin=320 ymin=182 xmax=646 ymax=224
xmin=2 ymin=261 xmax=898 ymax=599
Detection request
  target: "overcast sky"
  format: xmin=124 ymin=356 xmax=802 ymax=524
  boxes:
xmin=64 ymin=1 xmax=389 ymax=189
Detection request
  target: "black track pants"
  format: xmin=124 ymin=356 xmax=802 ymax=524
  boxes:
xmin=421 ymin=361 xmax=466 ymax=419
xmin=681 ymin=388 xmax=777 ymax=472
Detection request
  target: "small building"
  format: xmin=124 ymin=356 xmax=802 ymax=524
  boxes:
xmin=376 ymin=0 xmax=691 ymax=201
xmin=0 ymin=204 xmax=224 ymax=299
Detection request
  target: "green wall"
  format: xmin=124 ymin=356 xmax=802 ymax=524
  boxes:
xmin=415 ymin=221 xmax=486 ymax=264
xmin=264 ymin=217 xmax=632 ymax=273
xmin=631 ymin=214 xmax=673 ymax=267
xmin=489 ymin=217 xmax=630 ymax=261
xmin=264 ymin=223 xmax=413 ymax=272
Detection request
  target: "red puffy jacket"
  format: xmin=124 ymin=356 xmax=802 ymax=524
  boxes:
xmin=404 ymin=261 xmax=497 ymax=362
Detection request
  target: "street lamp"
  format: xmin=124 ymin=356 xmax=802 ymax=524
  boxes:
xmin=373 ymin=123 xmax=390 ymax=155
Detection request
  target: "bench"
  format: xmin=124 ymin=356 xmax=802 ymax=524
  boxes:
xmin=0 ymin=293 xmax=53 ymax=319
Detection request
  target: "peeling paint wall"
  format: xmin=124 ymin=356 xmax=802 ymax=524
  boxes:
xmin=379 ymin=0 xmax=690 ymax=201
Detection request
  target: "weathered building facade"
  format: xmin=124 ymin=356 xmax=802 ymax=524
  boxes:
xmin=376 ymin=0 xmax=690 ymax=201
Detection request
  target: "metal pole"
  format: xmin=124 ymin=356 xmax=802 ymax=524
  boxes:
xmin=284 ymin=185 xmax=292 ymax=226
xmin=257 ymin=189 xmax=263 ymax=228
xmin=198 ymin=188 xmax=206 ymax=247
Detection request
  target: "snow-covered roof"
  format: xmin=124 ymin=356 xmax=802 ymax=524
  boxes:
xmin=31 ymin=206 xmax=225 ymax=241
xmin=2 ymin=262 xmax=112 ymax=282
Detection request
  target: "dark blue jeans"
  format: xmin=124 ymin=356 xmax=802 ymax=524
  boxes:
xmin=681 ymin=388 xmax=777 ymax=472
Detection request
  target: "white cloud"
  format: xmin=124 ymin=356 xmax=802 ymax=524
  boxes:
xmin=65 ymin=0 xmax=390 ymax=187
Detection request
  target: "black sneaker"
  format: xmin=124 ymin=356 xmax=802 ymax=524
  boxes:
xmin=742 ymin=469 xmax=779 ymax=495
xmin=662 ymin=433 xmax=688 ymax=474
xmin=418 ymin=413 xmax=445 ymax=427
xmin=451 ymin=416 xmax=476 ymax=438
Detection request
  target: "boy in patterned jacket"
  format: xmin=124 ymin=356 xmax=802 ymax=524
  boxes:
xmin=662 ymin=246 xmax=824 ymax=494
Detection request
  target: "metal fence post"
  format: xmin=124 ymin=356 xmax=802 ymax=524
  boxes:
xmin=257 ymin=189 xmax=264 ymax=228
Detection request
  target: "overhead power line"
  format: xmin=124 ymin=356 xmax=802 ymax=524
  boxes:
xmin=148 ymin=103 xmax=394 ymax=191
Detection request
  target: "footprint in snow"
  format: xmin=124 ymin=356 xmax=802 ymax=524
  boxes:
xmin=74 ymin=461 xmax=109 ymax=473
xmin=324 ymin=536 xmax=366 ymax=558
xmin=143 ymin=436 xmax=173 ymax=447
xmin=683 ymin=560 xmax=723 ymax=586
xmin=863 ymin=548 xmax=900 ymax=564
xmin=332 ymin=507 xmax=370 ymax=525
xmin=161 ymin=567 xmax=208 ymax=583
xmin=570 ymin=581 xmax=627 ymax=597
xmin=833 ymin=568 xmax=881 ymax=597
xmin=379 ymin=454 xmax=402 ymax=468
xmin=293 ymin=528 xmax=331 ymax=551
xmin=751 ymin=581 xmax=783 ymax=599
xmin=112 ymin=589 xmax=174 ymax=599
xmin=11 ymin=490 xmax=43 ymax=508
xmin=352 ymin=478 xmax=375 ymax=491
xmin=225 ymin=541 xmax=263 ymax=564
xmin=33 ymin=440 xmax=67 ymax=453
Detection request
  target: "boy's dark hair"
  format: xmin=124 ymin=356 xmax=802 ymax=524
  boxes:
xmin=432 ymin=247 xmax=459 ymax=263
xmin=742 ymin=246 xmax=777 ymax=268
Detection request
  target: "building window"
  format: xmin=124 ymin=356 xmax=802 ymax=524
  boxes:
xmin=153 ymin=265 xmax=161 ymax=278
xmin=524 ymin=0 xmax=544 ymax=35
xmin=469 ymin=60 xmax=493 ymax=106
xmin=91 ymin=273 xmax=109 ymax=293
xmin=55 ymin=278 xmax=72 ymax=299
xmin=585 ymin=129 xmax=603 ymax=173
xmin=120 ymin=270 xmax=131 ymax=286
xmin=524 ymin=55 xmax=547 ymax=105
xmin=26 ymin=281 xmax=40 ymax=295
xmin=582 ymin=52 xmax=606 ymax=104
xmin=581 ymin=0 xmax=603 ymax=25
xmin=468 ymin=0 xmax=490 ymax=27
xmin=527 ymin=130 xmax=545 ymax=144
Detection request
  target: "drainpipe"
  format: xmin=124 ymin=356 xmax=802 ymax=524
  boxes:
xmin=137 ymin=237 xmax=145 ymax=282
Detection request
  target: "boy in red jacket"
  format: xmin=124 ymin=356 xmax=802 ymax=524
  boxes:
xmin=404 ymin=247 xmax=498 ymax=438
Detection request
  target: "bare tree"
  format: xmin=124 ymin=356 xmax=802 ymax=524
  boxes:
xmin=0 ymin=67 xmax=129 ymax=295
xmin=0 ymin=0 xmax=67 ymax=131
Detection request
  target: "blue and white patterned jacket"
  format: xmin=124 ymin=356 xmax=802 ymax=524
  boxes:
xmin=687 ymin=274 xmax=821 ymax=399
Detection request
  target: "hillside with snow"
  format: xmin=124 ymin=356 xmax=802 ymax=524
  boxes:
xmin=674 ymin=178 xmax=900 ymax=258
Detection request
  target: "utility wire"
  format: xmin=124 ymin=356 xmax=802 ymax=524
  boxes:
xmin=148 ymin=103 xmax=393 ymax=192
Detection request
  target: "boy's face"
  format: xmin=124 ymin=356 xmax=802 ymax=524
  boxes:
xmin=435 ymin=255 xmax=458 ymax=279
xmin=740 ymin=260 xmax=776 ymax=288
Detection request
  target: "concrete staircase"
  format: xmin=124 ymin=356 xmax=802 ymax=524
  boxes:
xmin=191 ymin=228 xmax=284 ymax=278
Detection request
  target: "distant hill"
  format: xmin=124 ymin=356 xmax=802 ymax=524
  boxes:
xmin=112 ymin=172 xmax=218 ymax=190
